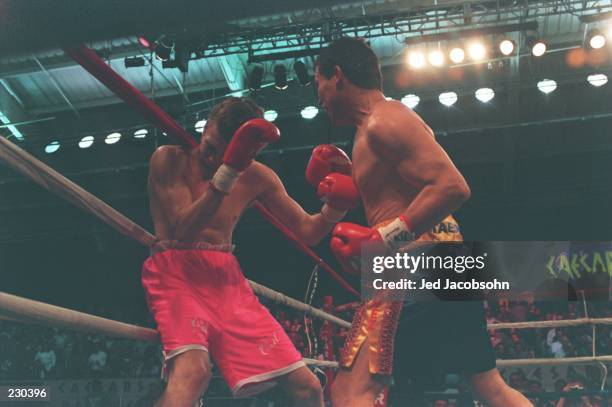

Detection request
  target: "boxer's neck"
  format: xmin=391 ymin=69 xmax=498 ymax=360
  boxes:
xmin=345 ymin=89 xmax=385 ymax=126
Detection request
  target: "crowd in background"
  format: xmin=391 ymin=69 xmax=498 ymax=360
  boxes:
xmin=0 ymin=298 xmax=610 ymax=406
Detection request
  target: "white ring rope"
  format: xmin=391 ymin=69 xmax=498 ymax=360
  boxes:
xmin=488 ymin=317 xmax=612 ymax=330
xmin=0 ymin=135 xmax=350 ymax=329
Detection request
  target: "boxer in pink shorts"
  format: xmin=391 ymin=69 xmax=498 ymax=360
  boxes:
xmin=144 ymin=97 xmax=359 ymax=407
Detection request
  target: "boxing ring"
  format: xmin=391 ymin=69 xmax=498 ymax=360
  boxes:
xmin=0 ymin=43 xmax=610 ymax=403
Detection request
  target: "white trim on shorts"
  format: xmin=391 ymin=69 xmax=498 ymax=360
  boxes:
xmin=231 ymin=360 xmax=306 ymax=398
xmin=161 ymin=345 xmax=210 ymax=380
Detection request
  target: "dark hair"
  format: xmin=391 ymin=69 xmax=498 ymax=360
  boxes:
xmin=206 ymin=97 xmax=263 ymax=141
xmin=316 ymin=37 xmax=382 ymax=90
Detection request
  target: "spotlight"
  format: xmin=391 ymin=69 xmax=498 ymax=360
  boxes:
xmin=154 ymin=40 xmax=172 ymax=61
xmin=401 ymin=94 xmax=420 ymax=109
xmin=499 ymin=39 xmax=515 ymax=56
xmin=588 ymin=29 xmax=606 ymax=49
xmin=45 ymin=141 xmax=60 ymax=154
xmin=587 ymin=73 xmax=608 ymax=87
xmin=133 ymin=129 xmax=148 ymax=139
xmin=78 ymin=135 xmax=94 ymax=149
xmin=475 ymin=88 xmax=495 ymax=103
xmin=527 ymin=37 xmax=547 ymax=57
xmin=301 ymin=106 xmax=319 ymax=119
xmin=294 ymin=61 xmax=311 ymax=86
xmin=138 ymin=36 xmax=152 ymax=49
xmin=264 ymin=110 xmax=278 ymax=122
xmin=274 ymin=64 xmax=288 ymax=90
xmin=467 ymin=42 xmax=486 ymax=60
xmin=124 ymin=56 xmax=145 ymax=68
xmin=428 ymin=50 xmax=445 ymax=67
xmin=407 ymin=51 xmax=426 ymax=69
xmin=248 ymin=65 xmax=264 ymax=91
xmin=439 ymin=92 xmax=458 ymax=107
xmin=195 ymin=119 xmax=207 ymax=133
xmin=449 ymin=47 xmax=465 ymax=64
xmin=105 ymin=132 xmax=122 ymax=145
xmin=537 ymin=79 xmax=557 ymax=94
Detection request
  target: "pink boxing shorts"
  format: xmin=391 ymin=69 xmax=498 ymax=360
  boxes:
xmin=141 ymin=242 xmax=305 ymax=397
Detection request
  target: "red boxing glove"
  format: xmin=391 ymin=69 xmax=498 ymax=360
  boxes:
xmin=305 ymin=144 xmax=352 ymax=187
xmin=223 ymin=118 xmax=280 ymax=171
xmin=331 ymin=222 xmax=380 ymax=275
xmin=212 ymin=119 xmax=280 ymax=193
xmin=317 ymin=173 xmax=360 ymax=223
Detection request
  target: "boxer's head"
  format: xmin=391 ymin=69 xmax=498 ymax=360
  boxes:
xmin=199 ymin=97 xmax=263 ymax=172
xmin=315 ymin=37 xmax=382 ymax=125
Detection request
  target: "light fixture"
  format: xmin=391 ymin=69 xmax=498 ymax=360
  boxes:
xmin=274 ymin=64 xmax=288 ymax=90
xmin=294 ymin=61 xmax=311 ymax=86
xmin=467 ymin=42 xmax=486 ymax=60
xmin=105 ymin=132 xmax=122 ymax=144
xmin=588 ymin=29 xmax=606 ymax=49
xmin=264 ymin=110 xmax=278 ymax=122
xmin=124 ymin=57 xmax=145 ymax=68
xmin=195 ymin=119 xmax=207 ymax=133
xmin=78 ymin=135 xmax=94 ymax=149
xmin=45 ymin=141 xmax=60 ymax=154
xmin=301 ymin=106 xmax=319 ymax=119
xmin=475 ymin=88 xmax=495 ymax=103
xmin=401 ymin=94 xmax=420 ymax=109
xmin=527 ymin=37 xmax=547 ymax=57
xmin=587 ymin=73 xmax=608 ymax=87
xmin=134 ymin=129 xmax=148 ymax=139
xmin=499 ymin=39 xmax=515 ymax=56
xmin=138 ymin=36 xmax=152 ymax=49
xmin=537 ymin=79 xmax=557 ymax=94
xmin=449 ymin=47 xmax=465 ymax=64
xmin=407 ymin=51 xmax=426 ymax=69
xmin=428 ymin=50 xmax=445 ymax=67
xmin=154 ymin=40 xmax=173 ymax=61
xmin=248 ymin=65 xmax=264 ymax=91
xmin=439 ymin=92 xmax=458 ymax=107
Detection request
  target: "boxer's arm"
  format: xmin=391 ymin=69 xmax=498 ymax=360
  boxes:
xmin=256 ymin=165 xmax=335 ymax=246
xmin=367 ymin=102 xmax=470 ymax=236
xmin=148 ymin=146 xmax=225 ymax=240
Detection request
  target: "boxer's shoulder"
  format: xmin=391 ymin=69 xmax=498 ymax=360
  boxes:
xmin=149 ymin=145 xmax=189 ymax=179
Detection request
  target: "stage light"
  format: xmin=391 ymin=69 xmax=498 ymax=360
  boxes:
xmin=467 ymin=42 xmax=486 ymax=60
xmin=499 ymin=39 xmax=515 ymax=56
xmin=264 ymin=110 xmax=278 ymax=122
xmin=195 ymin=119 xmax=206 ymax=133
xmin=105 ymin=132 xmax=122 ymax=145
xmin=138 ymin=36 xmax=152 ymax=49
xmin=154 ymin=40 xmax=172 ymax=61
xmin=401 ymin=94 xmax=420 ymax=109
xmin=301 ymin=106 xmax=319 ymax=119
xmin=588 ymin=29 xmax=606 ymax=49
xmin=428 ymin=50 xmax=445 ymax=67
xmin=274 ymin=64 xmax=288 ymax=90
xmin=587 ymin=73 xmax=608 ymax=87
xmin=134 ymin=129 xmax=148 ymax=139
xmin=449 ymin=47 xmax=465 ymax=64
xmin=475 ymin=88 xmax=495 ymax=103
xmin=407 ymin=51 xmax=426 ymax=69
xmin=537 ymin=79 xmax=557 ymax=94
xmin=78 ymin=135 xmax=94 ymax=149
xmin=527 ymin=37 xmax=547 ymax=57
xmin=124 ymin=56 xmax=145 ymax=68
xmin=439 ymin=92 xmax=458 ymax=107
xmin=248 ymin=65 xmax=264 ymax=91
xmin=45 ymin=141 xmax=60 ymax=154
xmin=294 ymin=61 xmax=311 ymax=86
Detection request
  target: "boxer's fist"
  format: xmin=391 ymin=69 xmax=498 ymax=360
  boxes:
xmin=223 ymin=119 xmax=280 ymax=171
xmin=306 ymin=144 xmax=352 ymax=186
xmin=331 ymin=222 xmax=380 ymax=275
xmin=212 ymin=119 xmax=280 ymax=193
xmin=318 ymin=173 xmax=359 ymax=211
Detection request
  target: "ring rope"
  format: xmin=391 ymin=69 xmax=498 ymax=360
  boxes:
xmin=488 ymin=317 xmax=612 ymax=330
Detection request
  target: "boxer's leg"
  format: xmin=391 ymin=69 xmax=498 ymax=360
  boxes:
xmin=277 ymin=366 xmax=324 ymax=407
xmin=155 ymin=349 xmax=212 ymax=407
xmin=470 ymin=368 xmax=534 ymax=407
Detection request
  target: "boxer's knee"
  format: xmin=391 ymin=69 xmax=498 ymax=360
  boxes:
xmin=165 ymin=350 xmax=212 ymax=401
xmin=281 ymin=367 xmax=323 ymax=407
